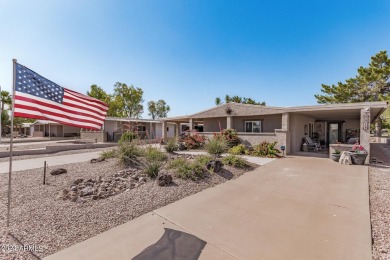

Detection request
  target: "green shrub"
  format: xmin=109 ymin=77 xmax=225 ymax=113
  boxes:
xmin=119 ymin=131 xmax=138 ymax=144
xmin=165 ymin=138 xmax=178 ymax=152
xmin=206 ymin=137 xmax=228 ymax=157
xmin=194 ymin=154 xmax=213 ymax=166
xmin=223 ymin=155 xmax=250 ymax=168
xmin=228 ymin=144 xmax=249 ymax=155
xmin=100 ymin=149 xmax=117 ymax=159
xmin=168 ymin=157 xmax=187 ymax=169
xmin=252 ymin=141 xmax=280 ymax=158
xmin=144 ymin=146 xmax=167 ymax=162
xmin=176 ymin=161 xmax=205 ymax=180
xmin=143 ymin=161 xmax=162 ymax=178
xmin=118 ymin=142 xmax=144 ymax=165
xmin=169 ymin=157 xmax=206 ymax=180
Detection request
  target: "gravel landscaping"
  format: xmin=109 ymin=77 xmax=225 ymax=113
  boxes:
xmin=369 ymin=165 xmax=390 ymax=260
xmin=0 ymin=154 xmax=256 ymax=259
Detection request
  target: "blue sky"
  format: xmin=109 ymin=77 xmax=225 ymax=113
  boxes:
xmin=0 ymin=0 xmax=389 ymax=117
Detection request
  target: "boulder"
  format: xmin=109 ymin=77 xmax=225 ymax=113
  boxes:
xmin=90 ymin=157 xmax=105 ymax=163
xmin=206 ymin=160 xmax=223 ymax=173
xmin=157 ymin=174 xmax=173 ymax=187
xmin=50 ymin=168 xmax=67 ymax=175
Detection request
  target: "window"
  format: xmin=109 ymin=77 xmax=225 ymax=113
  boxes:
xmin=137 ymin=126 xmax=146 ymax=132
xmin=245 ymin=121 xmax=261 ymax=133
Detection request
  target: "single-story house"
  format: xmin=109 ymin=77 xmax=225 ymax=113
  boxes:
xmin=160 ymin=101 xmax=388 ymax=160
xmin=101 ymin=117 xmax=176 ymax=142
xmin=30 ymin=120 xmax=81 ymax=137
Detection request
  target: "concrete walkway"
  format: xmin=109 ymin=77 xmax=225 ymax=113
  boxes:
xmin=0 ymin=151 xmax=101 ymax=173
xmin=45 ymin=157 xmax=372 ymax=260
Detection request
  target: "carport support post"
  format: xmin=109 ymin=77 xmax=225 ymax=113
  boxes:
xmin=227 ymin=116 xmax=233 ymax=129
xmin=360 ymin=107 xmax=371 ymax=164
xmin=161 ymin=121 xmax=167 ymax=142
xmin=175 ymin=122 xmax=180 ymax=139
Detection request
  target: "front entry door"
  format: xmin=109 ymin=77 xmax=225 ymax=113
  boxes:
xmin=328 ymin=123 xmax=342 ymax=144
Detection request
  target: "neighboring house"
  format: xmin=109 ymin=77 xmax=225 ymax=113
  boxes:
xmin=30 ymin=120 xmax=80 ymax=137
xmin=102 ymin=117 xmax=176 ymax=142
xmin=160 ymin=101 xmax=388 ymax=158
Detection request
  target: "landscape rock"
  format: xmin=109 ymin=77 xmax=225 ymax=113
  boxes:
xmin=90 ymin=157 xmax=105 ymax=163
xmin=206 ymin=160 xmax=223 ymax=173
xmin=50 ymin=168 xmax=67 ymax=175
xmin=157 ymin=174 xmax=173 ymax=186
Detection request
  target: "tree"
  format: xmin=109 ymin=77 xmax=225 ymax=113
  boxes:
xmin=1 ymin=90 xmax=11 ymax=112
xmin=215 ymin=95 xmax=266 ymax=106
xmin=314 ymin=50 xmax=390 ymax=135
xmin=113 ymin=82 xmax=144 ymax=118
xmin=87 ymin=84 xmax=122 ymax=117
xmin=148 ymin=100 xmax=171 ymax=119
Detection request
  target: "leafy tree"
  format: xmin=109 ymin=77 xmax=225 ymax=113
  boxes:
xmin=148 ymin=100 xmax=170 ymax=119
xmin=314 ymin=50 xmax=390 ymax=135
xmin=216 ymin=95 xmax=266 ymax=106
xmin=1 ymin=90 xmax=11 ymax=111
xmin=113 ymin=82 xmax=144 ymax=118
xmin=1 ymin=110 xmax=9 ymax=135
xmin=87 ymin=84 xmax=123 ymax=117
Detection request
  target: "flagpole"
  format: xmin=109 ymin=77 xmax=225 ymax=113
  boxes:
xmin=0 ymin=85 xmax=2 ymax=144
xmin=7 ymin=59 xmax=17 ymax=227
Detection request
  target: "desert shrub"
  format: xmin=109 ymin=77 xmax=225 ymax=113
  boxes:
xmin=168 ymin=157 xmax=187 ymax=169
xmin=169 ymin=157 xmax=206 ymax=180
xmin=144 ymin=146 xmax=167 ymax=162
xmin=223 ymin=155 xmax=250 ymax=168
xmin=194 ymin=154 xmax=213 ymax=166
xmin=206 ymin=137 xmax=228 ymax=157
xmin=214 ymin=129 xmax=240 ymax=147
xmin=118 ymin=142 xmax=144 ymax=165
xmin=251 ymin=141 xmax=280 ymax=158
xmin=119 ymin=131 xmax=138 ymax=144
xmin=165 ymin=138 xmax=178 ymax=152
xmin=228 ymin=144 xmax=249 ymax=155
xmin=100 ymin=149 xmax=117 ymax=159
xmin=176 ymin=161 xmax=205 ymax=180
xmin=181 ymin=133 xmax=207 ymax=149
xmin=143 ymin=161 xmax=162 ymax=178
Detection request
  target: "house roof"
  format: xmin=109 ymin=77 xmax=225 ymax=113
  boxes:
xmin=162 ymin=101 xmax=388 ymax=123
xmin=105 ymin=117 xmax=161 ymax=124
xmin=31 ymin=120 xmax=61 ymax=125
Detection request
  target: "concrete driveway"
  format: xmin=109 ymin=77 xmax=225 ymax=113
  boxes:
xmin=45 ymin=156 xmax=371 ymax=260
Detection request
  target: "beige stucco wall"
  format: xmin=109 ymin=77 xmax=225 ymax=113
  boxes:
xmin=289 ymin=113 xmax=316 ymax=153
xmin=232 ymin=114 xmax=282 ymax=132
xmin=204 ymin=117 xmax=227 ymax=132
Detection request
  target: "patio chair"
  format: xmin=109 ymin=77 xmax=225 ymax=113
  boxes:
xmin=304 ymin=136 xmax=321 ymax=152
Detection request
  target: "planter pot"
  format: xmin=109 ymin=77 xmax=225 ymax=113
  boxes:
xmin=349 ymin=153 xmax=368 ymax=165
xmin=331 ymin=153 xmax=341 ymax=162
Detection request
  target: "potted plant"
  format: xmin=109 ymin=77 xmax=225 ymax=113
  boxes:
xmin=331 ymin=149 xmax=341 ymax=162
xmin=349 ymin=144 xmax=368 ymax=165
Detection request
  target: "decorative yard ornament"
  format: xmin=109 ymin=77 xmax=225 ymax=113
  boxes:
xmin=225 ymin=106 xmax=233 ymax=115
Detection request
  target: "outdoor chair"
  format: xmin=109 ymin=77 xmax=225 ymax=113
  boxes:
xmin=304 ymin=136 xmax=321 ymax=152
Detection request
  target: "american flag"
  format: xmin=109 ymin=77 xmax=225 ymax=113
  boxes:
xmin=14 ymin=62 xmax=108 ymax=130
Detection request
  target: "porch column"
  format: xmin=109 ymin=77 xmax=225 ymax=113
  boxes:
xmin=226 ymin=116 xmax=233 ymax=129
xmin=162 ymin=121 xmax=167 ymax=141
xmin=360 ymin=107 xmax=370 ymax=163
xmin=282 ymin=113 xmax=289 ymax=131
xmin=149 ymin=122 xmax=153 ymax=139
xmin=175 ymin=122 xmax=180 ymax=139
xmin=189 ymin=118 xmax=194 ymax=131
